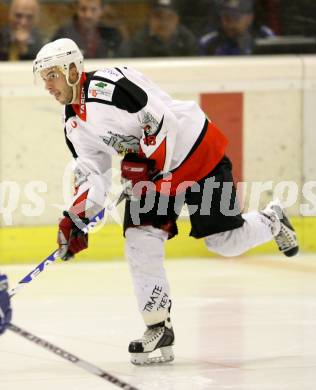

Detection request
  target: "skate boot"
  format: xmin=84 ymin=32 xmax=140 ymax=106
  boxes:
xmin=128 ymin=315 xmax=174 ymax=365
xmin=261 ymin=200 xmax=299 ymax=257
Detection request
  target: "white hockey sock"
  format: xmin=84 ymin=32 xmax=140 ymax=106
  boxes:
xmin=205 ymin=211 xmax=273 ymax=257
xmin=125 ymin=226 xmax=170 ymax=326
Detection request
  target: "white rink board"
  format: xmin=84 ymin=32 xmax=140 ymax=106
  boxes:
xmin=0 ymin=56 xmax=315 ymax=225
xmin=1 ymin=257 xmax=316 ymax=390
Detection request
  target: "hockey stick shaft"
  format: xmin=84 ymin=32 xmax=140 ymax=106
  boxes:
xmin=8 ymin=208 xmax=105 ymax=298
xmin=8 ymin=179 xmax=133 ymax=299
xmin=8 ymin=323 xmax=139 ymax=390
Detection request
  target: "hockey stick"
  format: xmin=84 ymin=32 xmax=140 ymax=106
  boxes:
xmin=8 ymin=208 xmax=105 ymax=298
xmin=8 ymin=323 xmax=139 ymax=390
xmin=6 ymin=188 xmax=139 ymax=388
xmin=8 ymin=178 xmax=131 ymax=299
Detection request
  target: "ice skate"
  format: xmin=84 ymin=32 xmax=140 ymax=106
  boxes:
xmin=261 ymin=200 xmax=299 ymax=257
xmin=128 ymin=316 xmax=175 ymax=366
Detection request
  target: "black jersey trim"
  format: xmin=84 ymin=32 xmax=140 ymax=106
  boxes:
xmin=65 ymin=103 xmax=76 ymax=121
xmin=154 ymin=116 xmax=164 ymax=136
xmin=64 ymin=105 xmax=78 ymax=158
xmin=89 ymin=75 xmax=116 ymax=86
xmin=64 ymin=127 xmax=78 ymax=158
xmin=85 ymin=71 xmax=148 ymax=113
xmin=113 ymin=76 xmax=148 ymax=113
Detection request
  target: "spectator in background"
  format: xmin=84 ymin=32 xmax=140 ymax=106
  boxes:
xmin=52 ymin=0 xmax=129 ymax=58
xmin=131 ymin=0 xmax=196 ymax=58
xmin=175 ymin=0 xmax=219 ymax=37
xmin=0 ymin=0 xmax=43 ymax=61
xmin=103 ymin=1 xmax=129 ymax=41
xmin=199 ymin=0 xmax=274 ymax=55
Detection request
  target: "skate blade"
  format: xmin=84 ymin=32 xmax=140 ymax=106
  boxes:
xmin=131 ymin=346 xmax=174 ymax=366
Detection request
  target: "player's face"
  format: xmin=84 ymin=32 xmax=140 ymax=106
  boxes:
xmin=41 ymin=67 xmax=73 ymax=105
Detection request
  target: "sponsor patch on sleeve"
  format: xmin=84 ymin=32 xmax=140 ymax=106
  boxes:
xmin=88 ymin=80 xmax=115 ymax=102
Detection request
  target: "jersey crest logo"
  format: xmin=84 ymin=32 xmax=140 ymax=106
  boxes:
xmin=101 ymin=132 xmax=140 ymax=154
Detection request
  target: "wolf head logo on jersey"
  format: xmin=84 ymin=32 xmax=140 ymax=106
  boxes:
xmin=101 ymin=132 xmax=140 ymax=154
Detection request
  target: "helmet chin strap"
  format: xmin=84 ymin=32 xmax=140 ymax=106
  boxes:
xmin=65 ymin=65 xmax=81 ymax=104
xmin=69 ymin=84 xmax=78 ymax=104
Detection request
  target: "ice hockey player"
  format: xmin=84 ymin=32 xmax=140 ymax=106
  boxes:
xmin=33 ymin=38 xmax=299 ymax=365
xmin=0 ymin=274 xmax=12 ymax=335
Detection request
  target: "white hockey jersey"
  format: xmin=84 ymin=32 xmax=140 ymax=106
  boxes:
xmin=63 ymin=66 xmax=228 ymax=217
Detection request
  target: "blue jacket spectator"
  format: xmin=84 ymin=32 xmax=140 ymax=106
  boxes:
xmin=199 ymin=0 xmax=274 ymax=56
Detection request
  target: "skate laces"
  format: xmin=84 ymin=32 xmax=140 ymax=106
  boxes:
xmin=261 ymin=202 xmax=283 ymax=236
xmin=269 ymin=204 xmax=297 ymax=251
xmin=143 ymin=327 xmax=164 ymax=345
xmin=275 ymin=223 xmax=296 ymax=251
xmin=262 ymin=211 xmax=280 ymax=236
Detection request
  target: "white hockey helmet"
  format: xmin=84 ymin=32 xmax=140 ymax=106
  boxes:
xmin=33 ymin=38 xmax=84 ymax=86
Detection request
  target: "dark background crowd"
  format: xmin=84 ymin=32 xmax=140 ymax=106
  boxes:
xmin=0 ymin=0 xmax=315 ymax=61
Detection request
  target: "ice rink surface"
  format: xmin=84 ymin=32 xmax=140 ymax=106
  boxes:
xmin=1 ymin=255 xmax=316 ymax=390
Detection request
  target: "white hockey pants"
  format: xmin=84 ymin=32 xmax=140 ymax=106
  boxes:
xmin=125 ymin=211 xmax=273 ymax=326
xmin=125 ymin=226 xmax=170 ymax=326
xmin=205 ymin=211 xmax=273 ymax=257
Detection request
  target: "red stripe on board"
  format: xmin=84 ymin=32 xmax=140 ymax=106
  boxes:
xmin=200 ymin=93 xmax=243 ymax=184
